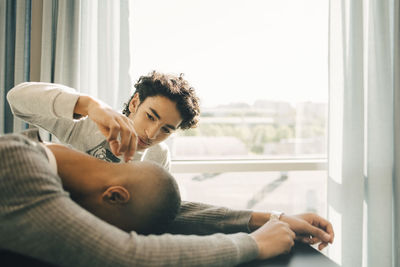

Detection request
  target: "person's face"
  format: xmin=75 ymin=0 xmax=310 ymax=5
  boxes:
xmin=128 ymin=94 xmax=182 ymax=150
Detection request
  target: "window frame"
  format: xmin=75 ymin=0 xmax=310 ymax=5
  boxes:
xmin=171 ymin=158 xmax=327 ymax=173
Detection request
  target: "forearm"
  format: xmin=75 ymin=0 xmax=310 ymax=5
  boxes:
xmin=7 ymin=82 xmax=80 ymax=121
xmin=166 ymin=201 xmax=253 ymax=235
xmin=167 ymin=201 xmax=276 ymax=234
xmin=248 ymin=212 xmax=272 ymax=231
xmin=73 ymin=95 xmax=101 ymax=118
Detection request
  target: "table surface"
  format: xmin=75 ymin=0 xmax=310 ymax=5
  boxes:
xmin=1 ymin=242 xmax=339 ymax=267
xmin=239 ymin=242 xmax=340 ymax=267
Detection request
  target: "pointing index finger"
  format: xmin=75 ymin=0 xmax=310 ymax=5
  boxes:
xmin=124 ymin=121 xmax=138 ymax=162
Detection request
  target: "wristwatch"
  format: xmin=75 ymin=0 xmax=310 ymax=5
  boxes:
xmin=269 ymin=210 xmax=284 ymax=221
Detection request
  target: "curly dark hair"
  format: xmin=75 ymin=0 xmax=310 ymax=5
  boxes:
xmin=123 ymin=71 xmax=200 ymax=129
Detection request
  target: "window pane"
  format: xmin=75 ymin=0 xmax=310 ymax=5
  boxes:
xmin=175 ymin=171 xmax=327 ymax=216
xmin=130 ymin=0 xmax=329 ymax=160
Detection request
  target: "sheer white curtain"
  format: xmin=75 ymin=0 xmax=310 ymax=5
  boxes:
xmin=328 ymin=0 xmax=399 ymax=267
xmin=79 ymin=0 xmax=132 ymax=109
xmin=1 ymin=0 xmax=132 ymax=134
xmin=34 ymin=0 xmax=132 ymax=110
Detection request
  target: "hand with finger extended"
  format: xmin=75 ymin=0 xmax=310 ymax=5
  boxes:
xmin=250 ymin=219 xmax=295 ymax=260
xmin=86 ymin=99 xmax=137 ymax=162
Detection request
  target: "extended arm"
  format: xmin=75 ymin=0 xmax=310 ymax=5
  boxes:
xmin=170 ymin=203 xmax=333 ymax=250
xmin=0 ymin=135 xmax=259 ymax=267
xmin=7 ymin=82 xmax=98 ymax=150
xmin=167 ymin=201 xmax=253 ymax=235
xmin=7 ymin=82 xmax=136 ymax=162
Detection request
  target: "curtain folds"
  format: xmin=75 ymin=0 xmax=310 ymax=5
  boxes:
xmin=328 ymin=0 xmax=399 ymax=267
xmin=79 ymin=0 xmax=131 ymax=109
xmin=37 ymin=0 xmax=132 ymax=111
xmin=0 ymin=0 xmax=31 ymax=134
xmin=37 ymin=0 xmax=81 ymax=86
xmin=1 ymin=0 xmax=132 ymax=135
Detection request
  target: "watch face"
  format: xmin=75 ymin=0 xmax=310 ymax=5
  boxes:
xmin=270 ymin=211 xmax=283 ymax=220
xmin=270 ymin=214 xmax=279 ymax=221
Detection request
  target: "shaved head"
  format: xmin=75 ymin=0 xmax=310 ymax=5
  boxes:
xmin=121 ymin=161 xmax=181 ymax=234
xmin=46 ymin=143 xmax=181 ymax=235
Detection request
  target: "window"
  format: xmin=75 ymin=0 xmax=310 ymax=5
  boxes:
xmin=130 ymin=0 xmax=328 ymax=160
xmin=130 ymin=0 xmax=328 ymax=213
xmin=177 ymin=170 xmax=327 ymax=215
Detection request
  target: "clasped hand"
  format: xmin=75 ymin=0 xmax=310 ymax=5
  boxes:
xmin=249 ymin=212 xmax=334 ymax=260
xmin=280 ymin=213 xmax=334 ymax=250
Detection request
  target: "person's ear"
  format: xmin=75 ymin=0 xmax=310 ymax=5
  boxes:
xmin=129 ymin=93 xmax=140 ymax=114
xmin=102 ymin=186 xmax=130 ymax=205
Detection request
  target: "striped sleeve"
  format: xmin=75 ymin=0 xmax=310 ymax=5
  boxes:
xmin=0 ymin=134 xmax=259 ymax=267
